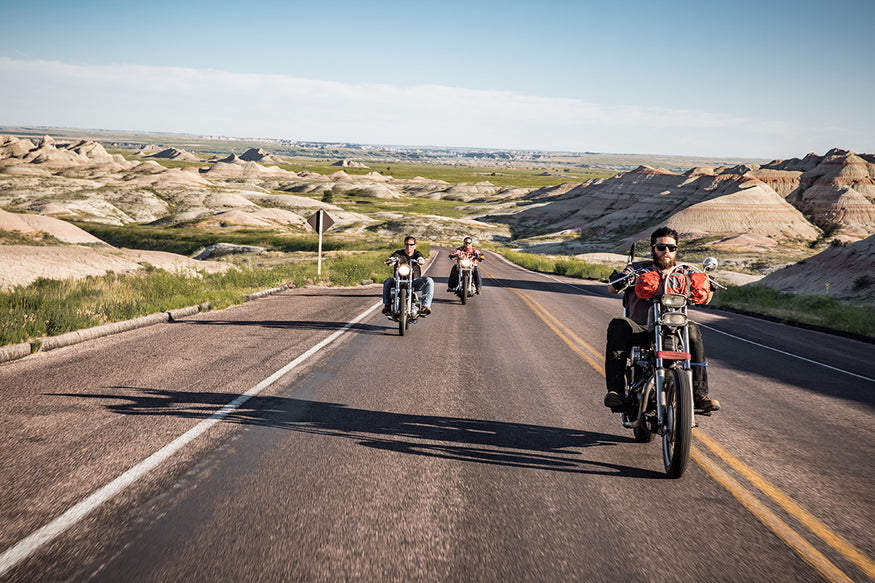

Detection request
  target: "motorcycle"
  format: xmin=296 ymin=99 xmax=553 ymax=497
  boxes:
xmin=449 ymin=252 xmax=483 ymax=305
xmin=608 ymin=247 xmax=723 ymax=478
xmin=386 ymin=256 xmax=425 ymax=336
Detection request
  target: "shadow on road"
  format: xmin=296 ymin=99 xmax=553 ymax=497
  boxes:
xmin=483 ymin=276 xmax=607 ymax=297
xmin=52 ymin=388 xmax=663 ymax=479
xmin=178 ymin=319 xmax=387 ymax=335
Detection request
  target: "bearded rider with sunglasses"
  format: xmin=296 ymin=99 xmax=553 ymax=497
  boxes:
xmin=603 ymin=226 xmax=720 ymax=412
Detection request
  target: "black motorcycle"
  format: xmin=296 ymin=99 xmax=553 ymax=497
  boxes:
xmin=386 ymin=256 xmax=424 ymax=336
xmin=449 ymin=252 xmax=482 ymax=304
xmin=608 ymin=254 xmax=721 ymax=478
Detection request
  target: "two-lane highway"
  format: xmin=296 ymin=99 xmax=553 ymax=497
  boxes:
xmin=1 ymin=247 xmax=872 ymax=582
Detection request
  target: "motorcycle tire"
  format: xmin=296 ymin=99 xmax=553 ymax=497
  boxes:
xmin=662 ymin=367 xmax=692 ymax=478
xmin=461 ymin=273 xmax=470 ymax=305
xmin=398 ymin=289 xmax=408 ymax=336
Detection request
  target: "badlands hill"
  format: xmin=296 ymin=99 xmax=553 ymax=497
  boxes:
xmin=757 ymin=235 xmax=875 ymax=303
xmin=0 ymin=134 xmax=513 ymax=288
xmin=1 ymin=133 xmax=872 ymax=303
xmin=0 ymin=208 xmax=230 ymax=289
xmin=509 ymin=148 xmax=874 ymax=251
xmin=239 ymin=147 xmax=285 ymax=165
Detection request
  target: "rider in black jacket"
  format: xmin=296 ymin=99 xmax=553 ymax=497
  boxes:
xmin=381 ymin=235 xmax=434 ymax=316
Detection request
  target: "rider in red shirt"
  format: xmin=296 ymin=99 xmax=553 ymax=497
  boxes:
xmin=447 ymin=237 xmax=484 ymax=294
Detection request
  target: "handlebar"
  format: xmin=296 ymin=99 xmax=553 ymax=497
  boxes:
xmin=386 ymin=256 xmax=425 ymax=266
xmin=609 ymin=263 xmax=726 ymax=291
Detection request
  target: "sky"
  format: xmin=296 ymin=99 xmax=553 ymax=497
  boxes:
xmin=1 ymin=0 xmax=874 ymax=159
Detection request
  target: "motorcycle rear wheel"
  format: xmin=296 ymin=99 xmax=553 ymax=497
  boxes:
xmin=398 ymin=289 xmax=408 ymax=336
xmin=662 ymin=367 xmax=692 ymax=478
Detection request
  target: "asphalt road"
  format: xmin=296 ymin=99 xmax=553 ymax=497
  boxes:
xmin=1 ymin=247 xmax=873 ymax=582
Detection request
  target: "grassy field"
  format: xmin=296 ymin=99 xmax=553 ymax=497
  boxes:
xmin=276 ymin=159 xmax=614 ymax=189
xmin=71 ymin=223 xmax=390 ymax=256
xmin=0 ymin=246 xmax=418 ymax=348
xmin=108 ymin=150 xmax=615 ymax=189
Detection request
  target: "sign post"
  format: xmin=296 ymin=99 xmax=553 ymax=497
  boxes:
xmin=307 ymin=210 xmax=334 ymax=276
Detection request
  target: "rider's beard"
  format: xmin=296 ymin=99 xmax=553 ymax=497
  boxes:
xmin=654 ymin=254 xmax=676 ymax=270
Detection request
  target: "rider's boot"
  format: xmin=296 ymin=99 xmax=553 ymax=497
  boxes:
xmin=694 ymin=392 xmax=720 ymax=412
xmin=603 ymin=390 xmax=624 ymax=408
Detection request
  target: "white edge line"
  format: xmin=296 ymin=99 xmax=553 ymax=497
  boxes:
xmin=696 ymin=322 xmax=874 ymax=383
xmin=0 ymin=301 xmax=382 ymax=577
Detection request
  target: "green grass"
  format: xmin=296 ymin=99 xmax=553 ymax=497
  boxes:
xmin=328 ymin=194 xmax=493 ymax=219
xmin=278 ymin=159 xmax=614 ymax=188
xmin=0 ymin=247 xmax=419 ymax=347
xmin=0 ymin=229 xmax=65 ymax=246
xmin=709 ymin=285 xmax=874 ymax=337
xmin=495 ymin=248 xmax=616 ymax=281
xmin=71 ymin=223 xmax=392 ymax=256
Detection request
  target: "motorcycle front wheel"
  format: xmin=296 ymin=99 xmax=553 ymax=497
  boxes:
xmin=662 ymin=367 xmax=692 ymax=478
xmin=461 ymin=273 xmax=470 ymax=304
xmin=398 ymin=289 xmax=407 ymax=336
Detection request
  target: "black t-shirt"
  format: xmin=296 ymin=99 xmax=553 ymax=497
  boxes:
xmin=390 ymin=249 xmax=425 ymax=279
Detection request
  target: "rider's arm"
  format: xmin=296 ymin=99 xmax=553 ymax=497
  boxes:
xmin=608 ymin=266 xmax=635 ymax=294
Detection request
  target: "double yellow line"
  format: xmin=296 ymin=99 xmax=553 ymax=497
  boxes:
xmin=495 ymin=276 xmax=874 ymax=583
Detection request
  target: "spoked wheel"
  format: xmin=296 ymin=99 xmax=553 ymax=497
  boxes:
xmin=662 ymin=367 xmax=692 ymax=478
xmin=398 ymin=289 xmax=407 ymax=336
xmin=461 ymin=273 xmax=470 ymax=304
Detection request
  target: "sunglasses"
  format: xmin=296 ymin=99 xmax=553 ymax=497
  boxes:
xmin=405 ymin=242 xmax=416 ymax=246
xmin=653 ymin=244 xmax=678 ymax=252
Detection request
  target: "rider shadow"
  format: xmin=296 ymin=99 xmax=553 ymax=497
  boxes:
xmin=54 ymin=387 xmax=663 ymax=479
xmin=178 ymin=319 xmax=386 ymax=335
xmin=481 ymin=277 xmax=602 ymax=296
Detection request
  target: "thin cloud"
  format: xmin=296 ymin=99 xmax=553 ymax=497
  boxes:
xmin=0 ymin=57 xmax=821 ymax=157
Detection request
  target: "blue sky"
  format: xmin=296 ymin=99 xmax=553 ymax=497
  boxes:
xmin=2 ymin=0 xmax=873 ymax=159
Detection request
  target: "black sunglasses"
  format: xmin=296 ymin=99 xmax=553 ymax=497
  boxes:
xmin=405 ymin=242 xmax=416 ymax=246
xmin=653 ymin=244 xmax=678 ymax=252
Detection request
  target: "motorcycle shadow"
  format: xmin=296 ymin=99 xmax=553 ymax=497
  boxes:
xmin=67 ymin=388 xmax=664 ymax=479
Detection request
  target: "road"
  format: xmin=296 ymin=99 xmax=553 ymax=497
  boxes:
xmin=1 ymin=247 xmax=873 ymax=582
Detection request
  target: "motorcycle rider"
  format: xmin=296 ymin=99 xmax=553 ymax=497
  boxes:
xmin=446 ymin=237 xmax=484 ymax=294
xmin=382 ymin=235 xmax=434 ymax=316
xmin=603 ymin=226 xmax=720 ymax=412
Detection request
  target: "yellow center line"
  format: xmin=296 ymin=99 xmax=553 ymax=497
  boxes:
xmin=484 ymin=265 xmax=872 ymax=582
xmin=694 ymin=430 xmax=875 ymax=581
xmin=691 ymin=446 xmax=854 ymax=583
xmin=513 ymin=289 xmax=605 ymax=375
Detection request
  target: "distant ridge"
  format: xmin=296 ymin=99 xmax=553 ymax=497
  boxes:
xmin=508 ymin=148 xmax=875 ymax=248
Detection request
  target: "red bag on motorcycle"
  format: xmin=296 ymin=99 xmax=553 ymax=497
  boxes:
xmin=689 ymin=272 xmax=711 ymax=304
xmin=635 ymin=271 xmax=662 ymax=299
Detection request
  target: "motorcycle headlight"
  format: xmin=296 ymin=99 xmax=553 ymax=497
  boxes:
xmin=460 ymin=258 xmax=472 ymax=267
xmin=662 ymin=293 xmax=687 ymax=308
xmin=398 ymin=264 xmax=411 ymax=276
xmin=661 ymin=312 xmax=688 ymax=327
